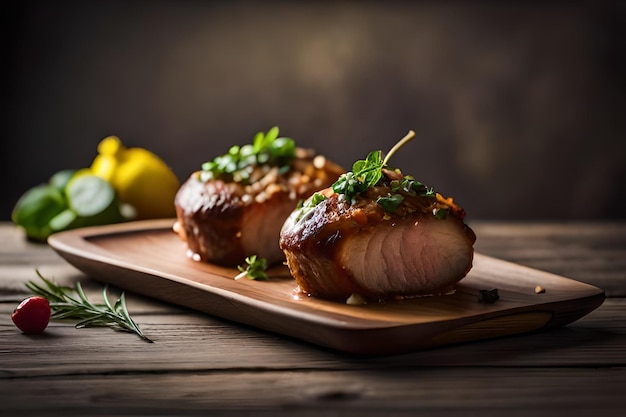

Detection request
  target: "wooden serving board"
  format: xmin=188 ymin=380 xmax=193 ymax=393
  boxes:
xmin=47 ymin=219 xmax=605 ymax=355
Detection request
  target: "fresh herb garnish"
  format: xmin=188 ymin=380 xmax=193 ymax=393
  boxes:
xmin=308 ymin=192 xmax=328 ymax=207
xmin=200 ymin=126 xmax=296 ymax=184
xmin=478 ymin=288 xmax=500 ymax=304
xmin=235 ymin=255 xmax=269 ymax=281
xmin=26 ymin=270 xmax=152 ymax=342
xmin=331 ymin=130 xmax=437 ymax=213
xmin=376 ymin=193 xmax=404 ymax=213
xmin=294 ymin=192 xmax=327 ymax=222
xmin=332 ymin=150 xmax=385 ymax=200
xmin=390 ymin=176 xmax=435 ymax=198
xmin=434 ymin=208 xmax=449 ymax=219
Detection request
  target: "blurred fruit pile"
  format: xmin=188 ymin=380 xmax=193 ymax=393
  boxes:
xmin=12 ymin=136 xmax=180 ymax=242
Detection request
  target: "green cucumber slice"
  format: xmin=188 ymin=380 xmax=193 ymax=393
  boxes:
xmin=49 ymin=169 xmax=77 ymax=192
xmin=48 ymin=208 xmax=85 ymax=232
xmin=66 ymin=175 xmax=117 ymax=217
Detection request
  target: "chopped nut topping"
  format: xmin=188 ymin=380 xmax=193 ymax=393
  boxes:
xmin=346 ymin=293 xmax=367 ymax=305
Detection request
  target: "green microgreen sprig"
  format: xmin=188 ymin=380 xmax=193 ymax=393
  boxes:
xmin=200 ymin=126 xmax=296 ymax=184
xmin=332 ymin=131 xmax=417 ymax=203
xmin=26 ymin=270 xmax=152 ymax=342
xmin=294 ymin=192 xmax=328 ymax=222
xmin=330 ymin=130 xmax=438 ymax=214
xmin=332 ymin=150 xmax=385 ymax=199
xmin=376 ymin=193 xmax=405 ymax=213
xmin=235 ymin=255 xmax=269 ymax=281
xmin=390 ymin=176 xmax=435 ymax=198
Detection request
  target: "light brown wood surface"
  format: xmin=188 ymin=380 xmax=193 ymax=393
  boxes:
xmin=1 ymin=221 xmax=625 ymax=416
xmin=47 ymin=219 xmax=605 ymax=355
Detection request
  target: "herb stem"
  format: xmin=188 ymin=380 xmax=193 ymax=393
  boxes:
xmin=383 ymin=130 xmax=416 ymax=166
xmin=27 ymin=269 xmax=153 ymax=342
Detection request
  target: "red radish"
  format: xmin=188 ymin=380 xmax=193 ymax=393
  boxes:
xmin=11 ymin=296 xmax=51 ymax=334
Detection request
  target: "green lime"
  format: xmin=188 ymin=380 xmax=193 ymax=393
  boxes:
xmin=11 ymin=184 xmax=68 ymax=241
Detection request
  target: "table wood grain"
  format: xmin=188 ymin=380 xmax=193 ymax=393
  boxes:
xmin=1 ymin=221 xmax=625 ymax=416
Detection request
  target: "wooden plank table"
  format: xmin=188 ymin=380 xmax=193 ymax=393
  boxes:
xmin=1 ymin=221 xmax=625 ymax=416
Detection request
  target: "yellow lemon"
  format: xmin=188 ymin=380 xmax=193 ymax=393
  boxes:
xmin=90 ymin=136 xmax=180 ymax=219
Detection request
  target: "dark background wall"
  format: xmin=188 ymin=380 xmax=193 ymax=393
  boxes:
xmin=2 ymin=0 xmax=625 ymax=221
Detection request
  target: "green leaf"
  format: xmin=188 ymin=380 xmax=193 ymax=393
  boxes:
xmin=293 ymin=192 xmax=328 ymax=222
xmin=252 ymin=131 xmax=266 ymax=153
xmin=329 ymin=132 xmax=442 ymax=215
xmin=310 ymin=192 xmax=327 ymax=206
xmin=265 ymin=126 xmax=279 ymax=143
xmin=235 ymin=255 xmax=269 ymax=281
xmin=357 ymin=151 xmax=384 ymax=188
xmin=377 ymin=193 xmax=404 ymax=213
xmin=332 ymin=151 xmax=384 ymax=202
xmin=434 ymin=208 xmax=449 ymax=219
xmin=201 ymin=127 xmax=296 ymax=184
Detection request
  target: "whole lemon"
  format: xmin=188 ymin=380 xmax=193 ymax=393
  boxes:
xmin=90 ymin=136 xmax=180 ymax=219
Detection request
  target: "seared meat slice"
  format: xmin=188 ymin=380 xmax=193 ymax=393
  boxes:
xmin=279 ymin=179 xmax=476 ymax=301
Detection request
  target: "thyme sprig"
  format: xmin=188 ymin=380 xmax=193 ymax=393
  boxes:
xmin=26 ymin=270 xmax=153 ymax=342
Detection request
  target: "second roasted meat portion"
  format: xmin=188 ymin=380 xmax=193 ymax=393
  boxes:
xmin=174 ymin=150 xmax=344 ymax=267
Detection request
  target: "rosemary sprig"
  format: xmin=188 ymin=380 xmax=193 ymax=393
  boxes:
xmin=26 ymin=269 xmax=153 ymax=342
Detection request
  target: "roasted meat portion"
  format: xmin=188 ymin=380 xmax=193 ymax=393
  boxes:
xmin=174 ymin=142 xmax=344 ymax=267
xmin=280 ymin=166 xmax=476 ymax=302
